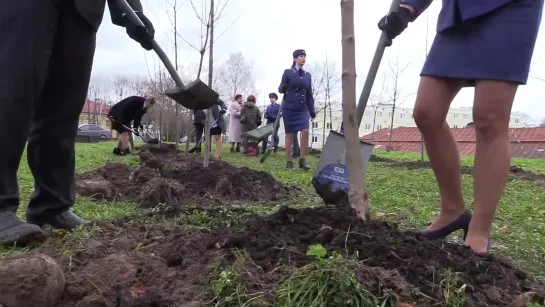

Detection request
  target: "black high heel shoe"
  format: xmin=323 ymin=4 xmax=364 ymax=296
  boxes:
xmin=422 ymin=209 xmax=472 ymax=240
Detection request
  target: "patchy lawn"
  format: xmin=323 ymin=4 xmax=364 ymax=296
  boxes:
xmin=1 ymin=141 xmax=544 ymax=306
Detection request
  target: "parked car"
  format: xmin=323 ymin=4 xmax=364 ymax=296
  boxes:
xmin=77 ymin=124 xmax=111 ymax=139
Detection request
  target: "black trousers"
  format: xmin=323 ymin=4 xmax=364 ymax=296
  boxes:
xmin=0 ymin=0 xmax=96 ymax=215
xmin=194 ymin=123 xmax=204 ymax=148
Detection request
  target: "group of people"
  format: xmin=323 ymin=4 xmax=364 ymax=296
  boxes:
xmin=0 ymin=0 xmax=541 ymax=259
xmin=216 ymin=49 xmax=316 ymax=170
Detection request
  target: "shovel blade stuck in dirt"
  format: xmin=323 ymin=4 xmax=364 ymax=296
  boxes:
xmin=313 ymin=0 xmax=401 ymax=203
xmin=116 ymin=0 xmax=219 ymax=110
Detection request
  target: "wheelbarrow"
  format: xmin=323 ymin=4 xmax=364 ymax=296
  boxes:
xmin=313 ymin=0 xmax=401 ymax=202
xmin=258 ymin=98 xmax=285 ymax=163
xmin=241 ymin=123 xmax=275 ymax=157
xmin=115 ymin=0 xmax=219 ymax=110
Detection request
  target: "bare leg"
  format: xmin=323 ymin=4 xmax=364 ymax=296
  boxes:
xmin=413 ymin=77 xmax=467 ymax=230
xmin=467 ymin=80 xmax=517 ymax=252
xmin=300 ymin=128 xmax=309 ymax=159
xmin=285 ymin=133 xmax=294 ymax=161
xmin=215 ymin=135 xmax=222 ymax=158
xmin=120 ymin=132 xmax=130 ymax=150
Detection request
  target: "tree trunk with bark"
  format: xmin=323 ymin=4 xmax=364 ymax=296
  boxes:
xmin=340 ymin=0 xmax=370 ymax=220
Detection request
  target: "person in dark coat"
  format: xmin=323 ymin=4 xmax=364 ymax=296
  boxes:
xmin=261 ymin=93 xmax=281 ymax=153
xmin=190 ymin=99 xmax=226 ymax=155
xmin=108 ymin=95 xmax=156 ymax=155
xmin=209 ymin=99 xmax=228 ymax=158
xmin=191 ymin=109 xmax=206 ymax=153
xmin=378 ymin=0 xmax=543 ymax=253
xmin=278 ymin=49 xmax=315 ymax=170
xmin=240 ymin=95 xmax=262 ymax=154
xmin=0 ymin=0 xmax=155 ymax=244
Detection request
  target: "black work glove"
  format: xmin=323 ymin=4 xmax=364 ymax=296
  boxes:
xmin=377 ymin=7 xmax=413 ymax=41
xmin=124 ymin=12 xmax=155 ymax=50
xmin=279 ymin=84 xmax=288 ymax=94
xmin=312 ymin=177 xmax=348 ymax=205
xmin=133 ymin=129 xmax=140 ymax=137
xmin=220 ymin=109 xmax=226 ymax=116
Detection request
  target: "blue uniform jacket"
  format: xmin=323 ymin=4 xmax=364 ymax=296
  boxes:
xmin=278 ymin=67 xmax=315 ymax=115
xmin=403 ymin=0 xmax=518 ymax=31
xmin=264 ymin=103 xmax=281 ymax=124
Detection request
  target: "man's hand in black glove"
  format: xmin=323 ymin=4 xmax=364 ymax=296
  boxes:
xmin=312 ymin=177 xmax=348 ymax=205
xmin=219 ymin=109 xmax=226 ymax=116
xmin=378 ymin=7 xmax=413 ymax=40
xmin=124 ymin=12 xmax=155 ymax=50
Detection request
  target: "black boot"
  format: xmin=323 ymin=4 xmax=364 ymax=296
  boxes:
xmin=0 ymin=211 xmax=44 ymax=244
xmin=299 ymin=158 xmax=310 ymax=170
xmin=26 ymin=210 xmax=87 ymax=230
xmin=123 ymin=148 xmax=131 ymax=155
xmin=286 ymin=161 xmax=294 ymax=169
xmin=113 ymin=147 xmax=122 ymax=155
xmin=195 ymin=147 xmax=202 ymax=153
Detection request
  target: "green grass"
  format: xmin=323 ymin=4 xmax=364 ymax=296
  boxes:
xmin=3 ymin=141 xmax=545 ymax=280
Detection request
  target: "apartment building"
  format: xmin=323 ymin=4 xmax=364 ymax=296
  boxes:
xmin=274 ymin=104 xmax=530 ymax=149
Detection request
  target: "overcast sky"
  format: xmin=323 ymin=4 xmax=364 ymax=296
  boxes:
xmin=92 ymin=0 xmax=545 ymax=121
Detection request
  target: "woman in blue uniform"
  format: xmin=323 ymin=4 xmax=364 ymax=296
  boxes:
xmin=379 ymin=0 xmax=543 ymax=253
xmin=278 ymin=49 xmax=316 ymax=170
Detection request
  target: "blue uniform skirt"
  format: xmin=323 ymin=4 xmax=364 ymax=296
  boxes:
xmin=422 ymin=0 xmax=543 ymax=84
xmin=283 ymin=105 xmax=310 ymax=133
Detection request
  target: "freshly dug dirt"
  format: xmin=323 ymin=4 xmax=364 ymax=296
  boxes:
xmin=36 ymin=224 xmax=220 ymax=306
xmin=0 ymin=253 xmax=65 ymax=307
xmin=209 ymin=205 xmax=545 ymax=306
xmin=29 ymin=205 xmax=544 ymax=306
xmin=75 ymin=146 xmax=293 ymax=211
xmin=382 ymin=160 xmax=545 ymax=183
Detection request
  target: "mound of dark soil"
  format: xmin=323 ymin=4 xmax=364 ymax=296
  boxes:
xmin=207 ymin=205 xmax=545 ymax=306
xmin=28 ymin=204 xmax=544 ymax=307
xmin=75 ymin=149 xmax=293 ymax=210
xmin=36 ymin=224 xmax=219 ymax=307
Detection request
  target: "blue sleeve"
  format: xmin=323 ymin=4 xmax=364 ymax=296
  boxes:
xmin=401 ymin=0 xmax=433 ymax=19
xmin=264 ymin=106 xmax=269 ymax=119
xmin=306 ymin=74 xmax=315 ymax=115
xmin=278 ymin=69 xmax=289 ymax=93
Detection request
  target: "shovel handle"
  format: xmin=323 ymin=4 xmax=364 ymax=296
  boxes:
xmin=354 ymin=0 xmax=401 ymax=128
xmin=115 ymin=0 xmax=186 ymax=89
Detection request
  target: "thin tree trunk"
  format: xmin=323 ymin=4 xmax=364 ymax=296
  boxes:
xmin=340 ymin=0 xmax=369 ymax=220
xmin=203 ymin=0 xmax=215 ymax=167
xmin=174 ymin=0 xmax=180 ymax=149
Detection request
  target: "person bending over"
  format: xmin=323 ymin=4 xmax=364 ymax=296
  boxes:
xmin=108 ymin=95 xmax=156 ymax=155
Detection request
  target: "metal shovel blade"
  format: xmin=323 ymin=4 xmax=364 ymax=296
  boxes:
xmin=164 ymin=79 xmax=219 ymax=110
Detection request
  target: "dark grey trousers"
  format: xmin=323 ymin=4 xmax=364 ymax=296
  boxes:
xmin=0 ymin=0 xmax=96 ymax=215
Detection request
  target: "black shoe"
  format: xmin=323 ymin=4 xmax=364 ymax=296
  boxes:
xmin=230 ymin=148 xmax=235 ymax=153
xmin=299 ymin=158 xmax=310 ymax=170
xmin=123 ymin=148 xmax=131 ymax=155
xmin=421 ymin=210 xmax=472 ymax=240
xmin=286 ymin=161 xmax=294 ymax=169
xmin=113 ymin=147 xmax=122 ymax=155
xmin=26 ymin=210 xmax=87 ymax=230
xmin=0 ymin=211 xmax=44 ymax=244
xmin=195 ymin=147 xmax=202 ymax=153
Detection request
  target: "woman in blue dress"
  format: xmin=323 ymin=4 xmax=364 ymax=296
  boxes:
xmin=278 ymin=49 xmax=316 ymax=170
xmin=379 ymin=0 xmax=543 ymax=253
